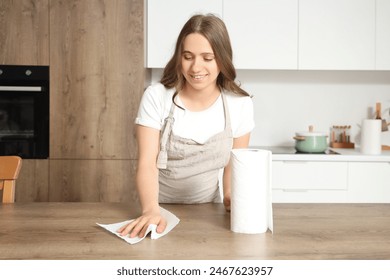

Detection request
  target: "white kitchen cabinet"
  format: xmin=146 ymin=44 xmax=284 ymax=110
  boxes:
xmin=376 ymin=0 xmax=390 ymax=70
xmin=147 ymin=0 xmax=384 ymax=71
xmin=146 ymin=0 xmax=222 ymax=68
xmin=272 ymin=161 xmax=348 ymax=190
xmin=272 ymin=161 xmax=348 ymax=202
xmin=348 ymin=162 xmax=390 ymax=202
xmin=298 ymin=0 xmax=375 ymax=70
xmin=272 ymin=159 xmax=390 ymax=203
xmin=223 ymin=0 xmax=298 ymax=69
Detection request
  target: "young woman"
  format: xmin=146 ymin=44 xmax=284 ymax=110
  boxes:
xmin=118 ymin=14 xmax=254 ymax=238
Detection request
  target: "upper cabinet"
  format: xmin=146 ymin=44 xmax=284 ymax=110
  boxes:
xmin=376 ymin=0 xmax=390 ymax=70
xmin=146 ymin=0 xmax=222 ymax=68
xmin=146 ymin=0 xmax=390 ymax=70
xmin=223 ymin=0 xmax=298 ymax=69
xmin=0 ymin=0 xmax=49 ymax=65
xmin=299 ymin=0 xmax=375 ymax=70
xmin=50 ymin=0 xmax=144 ymax=159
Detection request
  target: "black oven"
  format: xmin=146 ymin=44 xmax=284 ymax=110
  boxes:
xmin=0 ymin=65 xmax=49 ymax=159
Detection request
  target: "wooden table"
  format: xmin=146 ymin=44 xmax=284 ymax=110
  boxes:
xmin=0 ymin=203 xmax=389 ymax=260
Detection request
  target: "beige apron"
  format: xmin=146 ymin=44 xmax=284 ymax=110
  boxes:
xmin=157 ymin=92 xmax=233 ymax=203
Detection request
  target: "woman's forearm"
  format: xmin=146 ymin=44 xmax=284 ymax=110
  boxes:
xmin=222 ymin=161 xmax=231 ymax=199
xmin=136 ymin=164 xmax=160 ymax=214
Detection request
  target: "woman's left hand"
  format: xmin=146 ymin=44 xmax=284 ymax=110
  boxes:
xmin=223 ymin=195 xmax=231 ymax=212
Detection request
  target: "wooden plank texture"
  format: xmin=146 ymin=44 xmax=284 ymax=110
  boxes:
xmin=0 ymin=0 xmax=49 ymax=65
xmin=15 ymin=159 xmax=49 ymax=202
xmin=49 ymin=159 xmax=138 ymax=203
xmin=0 ymin=203 xmax=389 ymax=259
xmin=49 ymin=0 xmax=144 ymax=159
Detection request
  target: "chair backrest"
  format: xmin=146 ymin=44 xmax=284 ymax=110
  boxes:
xmin=0 ymin=156 xmax=22 ymax=203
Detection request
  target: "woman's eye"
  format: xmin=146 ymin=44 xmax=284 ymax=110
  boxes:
xmin=204 ymin=57 xmax=214 ymax=62
xmin=183 ymin=55 xmax=193 ymax=60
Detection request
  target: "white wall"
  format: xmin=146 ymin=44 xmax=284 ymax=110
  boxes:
xmin=150 ymin=69 xmax=390 ymax=147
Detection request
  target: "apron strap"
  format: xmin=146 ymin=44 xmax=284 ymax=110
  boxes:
xmin=157 ymin=100 xmax=176 ymax=169
xmin=221 ymin=91 xmax=231 ymax=131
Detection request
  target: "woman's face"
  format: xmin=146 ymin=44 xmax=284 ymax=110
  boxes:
xmin=181 ymin=33 xmax=220 ymax=93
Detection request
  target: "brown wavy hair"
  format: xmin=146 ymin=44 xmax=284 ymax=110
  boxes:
xmin=160 ymin=14 xmax=250 ymax=106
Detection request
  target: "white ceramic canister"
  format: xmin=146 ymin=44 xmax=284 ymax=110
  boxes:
xmin=360 ymin=119 xmax=381 ymax=155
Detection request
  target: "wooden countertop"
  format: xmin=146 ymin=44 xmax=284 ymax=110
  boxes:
xmin=0 ymin=202 xmax=389 ymax=260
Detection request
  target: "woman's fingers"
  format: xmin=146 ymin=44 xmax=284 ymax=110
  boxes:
xmin=131 ymin=217 xmax=149 ymax=238
xmin=116 ymin=215 xmax=166 ymax=238
xmin=117 ymin=219 xmax=138 ymax=236
xmin=156 ymin=218 xmax=167 ymax=233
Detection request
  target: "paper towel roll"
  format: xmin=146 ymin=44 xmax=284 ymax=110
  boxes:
xmin=230 ymin=149 xmax=273 ymax=234
xmin=361 ymin=119 xmax=381 ymax=155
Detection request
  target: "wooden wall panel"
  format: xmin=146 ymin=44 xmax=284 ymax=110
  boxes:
xmin=49 ymin=159 xmax=139 ymax=203
xmin=16 ymin=159 xmax=49 ymax=202
xmin=0 ymin=0 xmax=49 ymax=65
xmin=49 ymin=0 xmax=144 ymax=160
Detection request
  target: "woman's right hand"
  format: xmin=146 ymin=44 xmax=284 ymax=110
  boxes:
xmin=121 ymin=125 xmax=164 ymax=238
xmin=117 ymin=209 xmax=167 ymax=238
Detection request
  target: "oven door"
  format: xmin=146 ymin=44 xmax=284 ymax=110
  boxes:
xmin=0 ymin=65 xmax=49 ymax=159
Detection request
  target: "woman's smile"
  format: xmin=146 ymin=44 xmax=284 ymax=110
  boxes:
xmin=189 ymin=74 xmax=208 ymax=80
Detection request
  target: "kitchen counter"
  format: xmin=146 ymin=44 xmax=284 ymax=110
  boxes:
xmin=1 ymin=202 xmax=390 ymax=260
xmin=251 ymin=146 xmax=390 ymax=162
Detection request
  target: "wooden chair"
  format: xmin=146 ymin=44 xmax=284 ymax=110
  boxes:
xmin=0 ymin=156 xmax=22 ymax=203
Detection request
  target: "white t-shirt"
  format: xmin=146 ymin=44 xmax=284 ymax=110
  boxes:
xmin=135 ymin=83 xmax=255 ymax=144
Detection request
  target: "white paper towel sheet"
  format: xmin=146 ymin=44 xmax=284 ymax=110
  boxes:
xmin=230 ymin=149 xmax=273 ymax=234
xmin=96 ymin=207 xmax=180 ymax=244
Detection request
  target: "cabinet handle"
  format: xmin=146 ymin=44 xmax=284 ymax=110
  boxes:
xmin=282 ymin=161 xmax=308 ymax=164
xmin=282 ymin=189 xmax=308 ymax=192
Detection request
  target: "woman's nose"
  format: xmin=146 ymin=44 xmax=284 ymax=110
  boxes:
xmin=191 ymin=57 xmax=202 ymax=71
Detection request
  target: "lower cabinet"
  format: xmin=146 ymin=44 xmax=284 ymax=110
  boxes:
xmin=49 ymin=159 xmax=139 ymax=202
xmin=272 ymin=160 xmax=390 ymax=203
xmin=16 ymin=159 xmax=49 ymax=202
xmin=348 ymin=162 xmax=390 ymax=203
xmin=272 ymin=161 xmax=348 ymax=203
xmin=15 ymin=159 xmax=139 ymax=203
